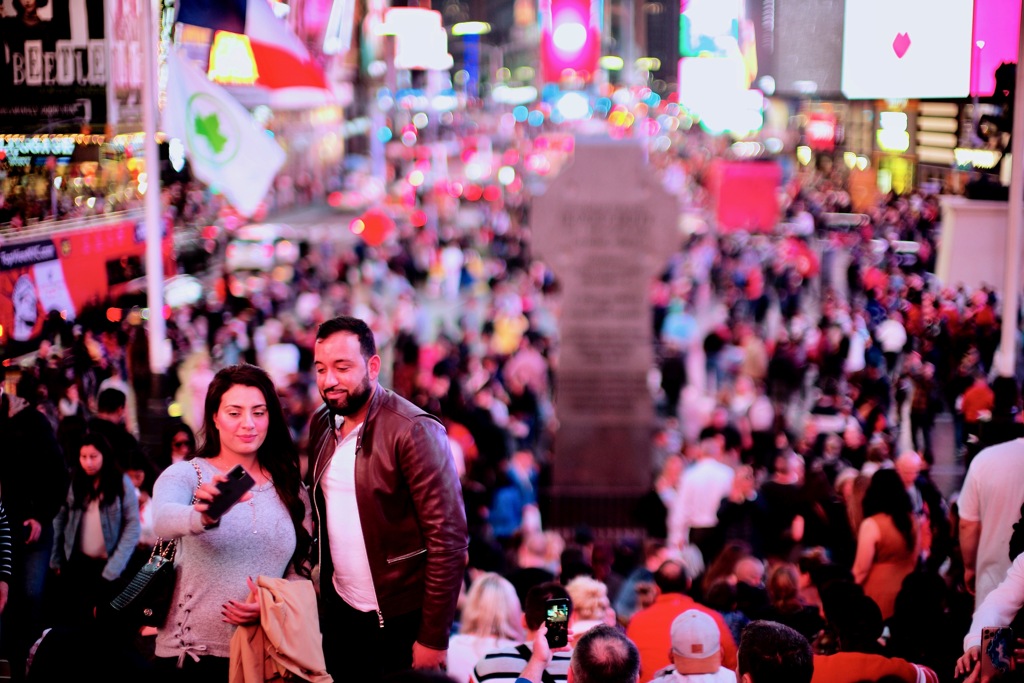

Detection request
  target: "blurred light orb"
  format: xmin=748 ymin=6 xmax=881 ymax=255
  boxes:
xmin=556 ymin=92 xmax=590 ymax=120
xmin=552 ymin=22 xmax=587 ymax=53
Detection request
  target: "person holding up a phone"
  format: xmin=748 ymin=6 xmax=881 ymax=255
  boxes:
xmin=516 ymin=622 xmax=641 ymax=683
xmin=471 ymin=583 xmax=575 ymax=683
xmin=955 ymin=550 xmax=1024 ymax=683
xmin=151 ymin=364 xmax=312 ymax=683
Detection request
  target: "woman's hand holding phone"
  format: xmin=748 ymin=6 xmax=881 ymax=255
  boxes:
xmin=194 ymin=465 xmax=255 ymax=527
xmin=956 ymin=634 xmax=1024 ymax=683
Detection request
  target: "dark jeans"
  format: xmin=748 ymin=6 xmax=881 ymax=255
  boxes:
xmin=2 ymin=525 xmax=55 ymax=683
xmin=58 ymin=551 xmax=110 ymax=628
xmin=910 ymin=411 xmax=935 ymax=464
xmin=321 ymin=582 xmax=421 ymax=683
xmin=690 ymin=526 xmax=722 ymax=567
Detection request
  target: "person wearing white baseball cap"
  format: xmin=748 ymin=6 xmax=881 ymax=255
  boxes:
xmin=651 ymin=610 xmax=737 ymax=683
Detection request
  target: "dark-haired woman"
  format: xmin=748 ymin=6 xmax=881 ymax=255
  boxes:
xmin=50 ymin=432 xmax=141 ymax=626
xmin=151 ymin=364 xmax=311 ymax=682
xmin=162 ymin=421 xmax=197 ymax=470
xmin=852 ymin=468 xmax=918 ymax=620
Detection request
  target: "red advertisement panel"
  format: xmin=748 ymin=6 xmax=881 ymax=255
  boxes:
xmin=0 ymin=215 xmax=174 ymax=352
xmin=709 ymin=160 xmax=782 ymax=233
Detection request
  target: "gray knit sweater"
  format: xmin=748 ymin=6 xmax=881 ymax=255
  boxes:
xmin=151 ymin=458 xmax=311 ymax=662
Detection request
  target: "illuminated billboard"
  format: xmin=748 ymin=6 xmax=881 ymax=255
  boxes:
xmin=539 ymin=0 xmax=601 ymax=83
xmin=842 ymin=0 xmax=973 ymax=99
xmin=0 ymin=0 xmax=108 ymax=133
xmin=677 ymin=0 xmax=760 ymax=134
xmin=971 ymin=0 xmax=1022 ymax=96
xmin=679 ymin=0 xmax=756 ymax=83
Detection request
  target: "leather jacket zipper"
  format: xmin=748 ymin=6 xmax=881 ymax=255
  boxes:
xmin=387 ymin=548 xmax=428 ymax=563
xmin=315 ymin=416 xmax=385 ymax=629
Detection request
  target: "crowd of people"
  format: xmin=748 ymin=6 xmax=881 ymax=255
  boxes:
xmin=0 ymin=134 xmax=1021 ymax=683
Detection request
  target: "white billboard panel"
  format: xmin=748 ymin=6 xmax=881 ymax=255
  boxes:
xmin=841 ymin=0 xmax=973 ymax=99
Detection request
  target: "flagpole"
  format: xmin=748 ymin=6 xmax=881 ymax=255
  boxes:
xmin=143 ymin=0 xmax=167 ymax=377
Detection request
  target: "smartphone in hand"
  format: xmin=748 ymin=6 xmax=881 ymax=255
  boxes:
xmin=204 ymin=465 xmax=256 ymax=520
xmin=981 ymin=627 xmax=1015 ymax=683
xmin=545 ymin=598 xmax=570 ymax=649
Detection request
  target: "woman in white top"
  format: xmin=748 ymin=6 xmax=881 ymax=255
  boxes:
xmin=449 ymin=572 xmax=525 ymax=683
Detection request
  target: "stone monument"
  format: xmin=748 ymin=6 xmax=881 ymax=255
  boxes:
xmin=532 ymin=137 xmax=680 ymax=524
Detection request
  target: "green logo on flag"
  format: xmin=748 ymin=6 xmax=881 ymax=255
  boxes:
xmin=185 ymin=93 xmax=241 ymax=166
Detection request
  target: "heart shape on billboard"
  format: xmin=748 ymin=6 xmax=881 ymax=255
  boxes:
xmin=892 ymin=32 xmax=911 ymax=58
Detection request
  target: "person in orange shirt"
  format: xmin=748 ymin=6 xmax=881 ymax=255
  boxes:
xmin=959 ymin=370 xmax=994 ymax=467
xmin=626 ymin=559 xmax=738 ymax=683
xmin=812 ymin=590 xmax=938 ymax=683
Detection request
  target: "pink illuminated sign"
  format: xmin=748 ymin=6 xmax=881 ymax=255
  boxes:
xmin=971 ymin=0 xmax=1022 ymax=96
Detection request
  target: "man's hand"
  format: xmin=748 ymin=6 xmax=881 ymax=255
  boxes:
xmin=955 ymin=646 xmax=979 ymax=683
xmin=964 ymin=567 xmax=976 ymax=595
xmin=519 ymin=625 xmax=555 ymax=683
xmin=23 ymin=519 xmax=41 ymax=544
xmin=412 ymin=642 xmax=448 ymax=670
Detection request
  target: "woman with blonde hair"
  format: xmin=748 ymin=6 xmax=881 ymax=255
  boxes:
xmin=565 ymin=575 xmax=616 ymax=633
xmin=448 ymin=573 xmax=525 ymax=683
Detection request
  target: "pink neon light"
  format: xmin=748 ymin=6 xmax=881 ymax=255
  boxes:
xmin=972 ymin=0 xmax=1022 ymax=96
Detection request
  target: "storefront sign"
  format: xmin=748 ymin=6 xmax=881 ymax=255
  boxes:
xmin=806 ymin=112 xmax=837 ymax=151
xmin=0 ymin=0 xmax=108 ymax=133
xmin=954 ymin=148 xmax=1002 ymax=169
xmin=0 ymin=136 xmax=77 ymax=166
xmin=107 ymin=0 xmax=144 ymax=129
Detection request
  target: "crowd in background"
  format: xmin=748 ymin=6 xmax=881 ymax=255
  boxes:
xmin=0 ymin=138 xmax=1021 ymax=683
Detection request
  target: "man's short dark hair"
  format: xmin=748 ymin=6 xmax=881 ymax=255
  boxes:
xmin=97 ymin=387 xmax=127 ymax=413
xmin=570 ymin=624 xmax=640 ymax=683
xmin=523 ymin=582 xmax=571 ymax=632
xmin=821 ymin=587 xmax=883 ymax=654
xmin=654 ymin=559 xmax=690 ymax=595
xmin=698 ymin=426 xmax=719 ymax=443
xmin=315 ymin=316 xmax=376 ymax=359
xmin=738 ymin=621 xmax=813 ymax=683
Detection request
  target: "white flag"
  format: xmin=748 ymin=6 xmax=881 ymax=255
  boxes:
xmin=163 ymin=48 xmax=285 ymax=217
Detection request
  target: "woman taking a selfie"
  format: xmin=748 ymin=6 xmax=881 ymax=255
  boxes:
xmin=151 ymin=364 xmax=311 ymax=681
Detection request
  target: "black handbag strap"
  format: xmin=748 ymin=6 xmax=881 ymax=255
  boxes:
xmin=150 ymin=461 xmax=204 ymax=562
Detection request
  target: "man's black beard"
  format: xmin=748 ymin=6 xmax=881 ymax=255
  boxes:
xmin=325 ymin=376 xmax=373 ymax=417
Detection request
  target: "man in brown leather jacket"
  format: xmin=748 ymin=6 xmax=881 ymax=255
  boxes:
xmin=309 ymin=316 xmax=468 ymax=681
